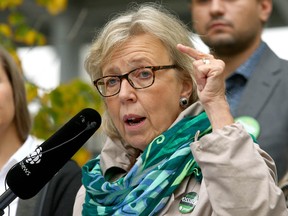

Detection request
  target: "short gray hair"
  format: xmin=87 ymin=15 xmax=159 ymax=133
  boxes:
xmin=85 ymin=3 xmax=198 ymax=139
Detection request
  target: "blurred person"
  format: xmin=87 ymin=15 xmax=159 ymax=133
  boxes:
xmin=188 ymin=0 xmax=288 ymax=184
xmin=73 ymin=4 xmax=287 ymax=215
xmin=0 ymin=46 xmax=82 ymax=216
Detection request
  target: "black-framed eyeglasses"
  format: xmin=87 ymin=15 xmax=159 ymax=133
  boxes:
xmin=93 ymin=65 xmax=177 ymax=97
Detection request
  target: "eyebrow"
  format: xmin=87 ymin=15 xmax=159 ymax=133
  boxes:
xmin=102 ymin=66 xmax=122 ymax=76
xmin=103 ymin=59 xmax=154 ymax=76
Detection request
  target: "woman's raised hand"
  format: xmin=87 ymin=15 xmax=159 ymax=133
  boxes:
xmin=177 ymin=44 xmax=226 ymax=106
xmin=177 ymin=44 xmax=234 ymax=129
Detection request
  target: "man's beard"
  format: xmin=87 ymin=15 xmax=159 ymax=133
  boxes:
xmin=201 ymin=34 xmax=257 ymax=57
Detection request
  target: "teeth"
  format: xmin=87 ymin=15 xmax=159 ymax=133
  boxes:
xmin=126 ymin=117 xmax=141 ymax=125
xmin=125 ymin=117 xmax=145 ymax=125
xmin=128 ymin=122 xmax=138 ymax=126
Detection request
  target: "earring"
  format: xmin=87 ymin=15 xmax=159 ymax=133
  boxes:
xmin=179 ymin=97 xmax=188 ymax=108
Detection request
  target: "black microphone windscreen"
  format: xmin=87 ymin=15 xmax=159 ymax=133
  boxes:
xmin=6 ymin=108 xmax=101 ymax=199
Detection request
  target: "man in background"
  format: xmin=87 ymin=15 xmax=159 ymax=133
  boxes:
xmin=188 ymin=0 xmax=288 ymax=184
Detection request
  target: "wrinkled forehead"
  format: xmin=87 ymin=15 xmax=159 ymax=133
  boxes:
xmin=101 ymin=34 xmax=172 ymax=75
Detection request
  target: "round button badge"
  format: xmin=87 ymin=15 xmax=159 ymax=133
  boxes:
xmin=234 ymin=116 xmax=260 ymax=138
xmin=179 ymin=192 xmax=199 ymax=214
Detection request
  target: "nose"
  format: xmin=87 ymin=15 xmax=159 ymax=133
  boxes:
xmin=210 ymin=0 xmax=225 ymax=17
xmin=118 ymin=79 xmax=137 ymax=102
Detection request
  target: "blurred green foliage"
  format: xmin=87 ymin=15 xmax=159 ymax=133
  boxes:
xmin=0 ymin=0 xmax=104 ymax=166
xmin=0 ymin=0 xmax=49 ymax=62
xmin=28 ymin=79 xmax=103 ymax=139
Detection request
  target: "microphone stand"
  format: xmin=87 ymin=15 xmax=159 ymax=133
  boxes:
xmin=0 ymin=189 xmax=17 ymax=215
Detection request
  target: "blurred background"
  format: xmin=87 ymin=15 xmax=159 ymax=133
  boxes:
xmin=1 ymin=0 xmax=288 ymax=166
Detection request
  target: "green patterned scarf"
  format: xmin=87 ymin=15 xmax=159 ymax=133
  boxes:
xmin=82 ymin=112 xmax=211 ymax=216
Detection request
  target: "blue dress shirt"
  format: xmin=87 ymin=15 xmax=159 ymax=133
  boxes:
xmin=226 ymin=42 xmax=267 ymax=116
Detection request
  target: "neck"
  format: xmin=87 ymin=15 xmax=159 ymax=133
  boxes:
xmin=0 ymin=124 xmax=22 ymax=170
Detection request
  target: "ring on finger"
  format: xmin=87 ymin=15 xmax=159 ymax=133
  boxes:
xmin=202 ymin=58 xmax=210 ymax=65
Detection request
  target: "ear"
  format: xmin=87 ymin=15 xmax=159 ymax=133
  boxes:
xmin=258 ymin=0 xmax=273 ymax=23
xmin=180 ymin=79 xmax=193 ymax=100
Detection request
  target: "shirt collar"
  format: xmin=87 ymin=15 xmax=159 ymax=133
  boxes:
xmin=232 ymin=41 xmax=267 ymax=79
xmin=3 ymin=135 xmax=41 ymax=172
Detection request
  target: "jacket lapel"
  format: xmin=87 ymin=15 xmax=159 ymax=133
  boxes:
xmin=236 ymin=46 xmax=282 ymax=118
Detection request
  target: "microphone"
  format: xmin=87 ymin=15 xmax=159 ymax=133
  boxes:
xmin=0 ymin=108 xmax=101 ymax=210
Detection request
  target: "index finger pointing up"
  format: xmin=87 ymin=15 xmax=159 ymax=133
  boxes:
xmin=176 ymin=44 xmax=212 ymax=60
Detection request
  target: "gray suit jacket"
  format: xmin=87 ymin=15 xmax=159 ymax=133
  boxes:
xmin=235 ymin=43 xmax=288 ymax=181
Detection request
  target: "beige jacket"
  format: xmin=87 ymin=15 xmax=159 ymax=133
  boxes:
xmin=73 ymin=102 xmax=288 ymax=216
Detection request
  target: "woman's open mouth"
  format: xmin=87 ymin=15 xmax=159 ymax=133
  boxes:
xmin=125 ymin=117 xmax=146 ymax=126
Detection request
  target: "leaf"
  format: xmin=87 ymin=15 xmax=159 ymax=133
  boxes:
xmin=36 ymin=0 xmax=68 ymax=15
xmin=25 ymin=82 xmax=39 ymax=103
xmin=0 ymin=23 xmax=12 ymax=37
xmin=14 ymin=24 xmax=30 ymax=42
xmin=47 ymin=0 xmax=67 ymax=15
xmin=8 ymin=12 xmax=26 ymax=26
xmin=0 ymin=0 xmax=23 ymax=9
xmin=35 ymin=33 xmax=46 ymax=45
xmin=72 ymin=148 xmax=92 ymax=167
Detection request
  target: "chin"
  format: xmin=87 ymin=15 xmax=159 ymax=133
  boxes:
xmin=128 ymin=139 xmax=147 ymax=151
